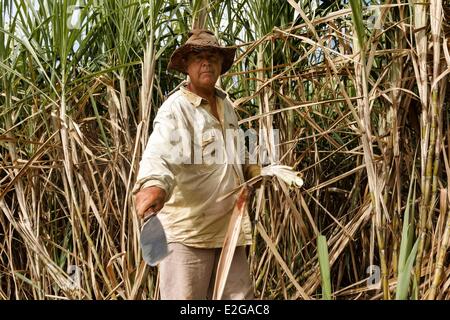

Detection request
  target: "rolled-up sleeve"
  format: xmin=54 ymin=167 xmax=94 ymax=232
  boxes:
xmin=133 ymin=104 xmax=182 ymax=201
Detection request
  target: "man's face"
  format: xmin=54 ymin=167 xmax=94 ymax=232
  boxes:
xmin=186 ymin=49 xmax=223 ymax=89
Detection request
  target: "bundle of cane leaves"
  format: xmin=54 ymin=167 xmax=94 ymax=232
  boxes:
xmin=261 ymin=165 xmax=304 ymax=188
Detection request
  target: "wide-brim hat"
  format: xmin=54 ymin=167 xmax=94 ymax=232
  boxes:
xmin=168 ymin=29 xmax=236 ymax=75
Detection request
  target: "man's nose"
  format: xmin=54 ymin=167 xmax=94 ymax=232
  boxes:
xmin=201 ymin=58 xmax=212 ymax=65
xmin=200 ymin=61 xmax=212 ymax=69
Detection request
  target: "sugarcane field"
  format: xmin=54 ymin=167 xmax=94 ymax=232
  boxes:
xmin=0 ymin=0 xmax=450 ymax=301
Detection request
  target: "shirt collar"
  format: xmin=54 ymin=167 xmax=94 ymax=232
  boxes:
xmin=180 ymin=81 xmax=227 ymax=107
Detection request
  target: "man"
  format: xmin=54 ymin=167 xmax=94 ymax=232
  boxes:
xmin=133 ymin=29 xmax=260 ymax=300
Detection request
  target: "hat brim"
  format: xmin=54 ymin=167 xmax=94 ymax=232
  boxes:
xmin=168 ymin=44 xmax=236 ymax=75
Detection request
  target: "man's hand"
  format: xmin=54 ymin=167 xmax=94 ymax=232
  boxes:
xmin=244 ymin=165 xmax=261 ymax=180
xmin=243 ymin=164 xmax=262 ymax=188
xmin=135 ymin=186 xmax=167 ymax=219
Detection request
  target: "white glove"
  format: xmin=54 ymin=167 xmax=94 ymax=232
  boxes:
xmin=260 ymin=164 xmax=304 ymax=188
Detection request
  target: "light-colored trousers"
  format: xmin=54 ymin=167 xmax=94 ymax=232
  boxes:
xmin=159 ymin=243 xmax=254 ymax=300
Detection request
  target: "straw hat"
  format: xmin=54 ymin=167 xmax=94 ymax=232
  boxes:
xmin=168 ymin=29 xmax=236 ymax=75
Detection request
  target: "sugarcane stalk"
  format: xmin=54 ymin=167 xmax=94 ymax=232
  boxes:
xmin=350 ymin=0 xmax=390 ymax=298
xmin=192 ymin=0 xmax=209 ymax=29
xmin=428 ymin=188 xmax=450 ymax=299
xmin=415 ymin=89 xmax=438 ymax=285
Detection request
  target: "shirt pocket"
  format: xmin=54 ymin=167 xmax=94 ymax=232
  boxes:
xmin=199 ymin=129 xmax=222 ymax=170
xmin=202 ymin=130 xmax=216 ymax=148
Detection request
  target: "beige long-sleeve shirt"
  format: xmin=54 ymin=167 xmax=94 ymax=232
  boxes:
xmin=133 ymin=82 xmax=252 ymax=248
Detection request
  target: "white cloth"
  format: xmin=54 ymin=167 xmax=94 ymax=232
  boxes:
xmin=261 ymin=164 xmax=304 ymax=187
